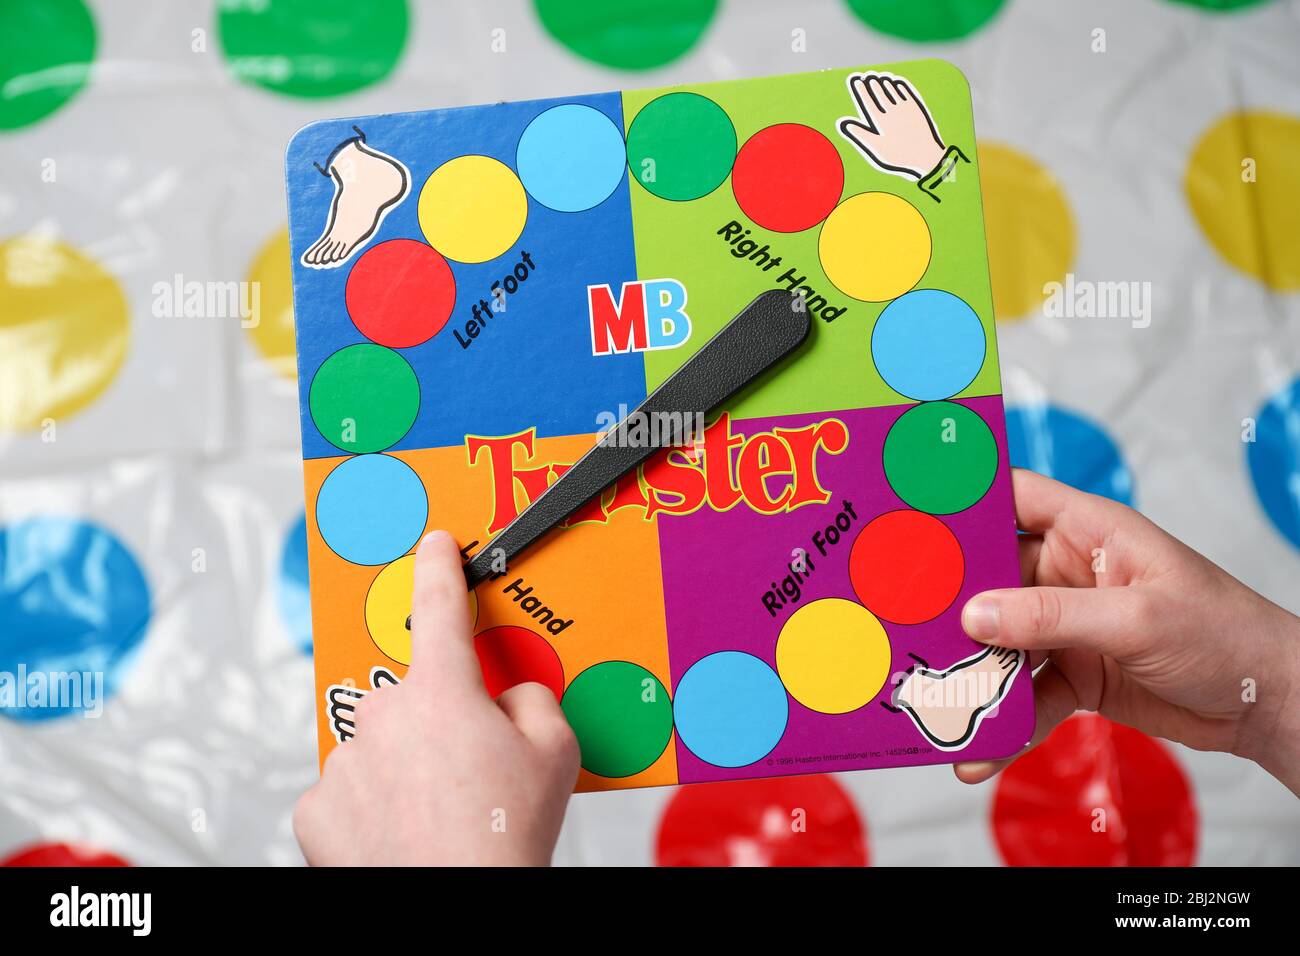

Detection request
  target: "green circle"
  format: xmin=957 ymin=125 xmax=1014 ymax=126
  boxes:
xmin=0 ymin=0 xmax=96 ymax=131
xmin=561 ymin=661 xmax=673 ymax=778
xmin=844 ymin=0 xmax=1006 ymax=42
xmin=1163 ymin=0 xmax=1273 ymax=9
xmin=217 ymin=0 xmax=408 ymax=99
xmin=535 ymin=0 xmax=718 ymax=71
xmin=883 ymin=402 xmax=997 ymax=514
xmin=626 ymin=92 xmax=736 ymax=201
xmin=309 ymin=344 xmax=419 ymax=453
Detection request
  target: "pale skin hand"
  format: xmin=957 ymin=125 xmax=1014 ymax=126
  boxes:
xmin=839 ymin=72 xmax=947 ymax=179
xmin=956 ymin=469 xmax=1300 ymax=796
xmin=293 ymin=531 xmax=580 ymax=866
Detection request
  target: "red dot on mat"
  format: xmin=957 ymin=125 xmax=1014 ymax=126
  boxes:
xmin=2 ymin=841 xmax=130 ymax=867
xmin=345 ymin=238 xmax=455 ymax=348
xmin=992 ymin=714 xmax=1198 ymax=867
xmin=655 ymin=775 xmax=868 ymax=867
xmin=475 ymin=625 xmax=565 ymax=701
xmin=731 ymin=124 xmax=844 ymax=233
xmin=848 ymin=509 xmax=964 ymax=625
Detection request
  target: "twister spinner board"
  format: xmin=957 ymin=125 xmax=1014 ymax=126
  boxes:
xmin=286 ymin=60 xmax=1034 ymax=792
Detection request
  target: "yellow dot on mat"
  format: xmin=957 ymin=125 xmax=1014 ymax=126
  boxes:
xmin=775 ymin=598 xmax=892 ymax=715
xmin=244 ymin=227 xmax=297 ymax=379
xmin=418 ymin=155 xmax=527 ymax=264
xmin=0 ymin=236 xmax=129 ymax=431
xmin=1185 ymin=110 xmax=1300 ymax=292
xmin=366 ymin=554 xmax=478 ymax=665
xmin=818 ymin=192 xmax=931 ymax=302
xmin=978 ymin=142 xmax=1075 ymax=322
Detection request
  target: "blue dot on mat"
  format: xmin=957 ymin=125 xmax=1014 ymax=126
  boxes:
xmin=1246 ymin=376 xmax=1300 ymax=552
xmin=516 ymin=104 xmax=627 ymax=212
xmin=0 ymin=517 xmax=151 ymax=722
xmin=316 ymin=454 xmax=428 ymax=566
xmin=673 ymin=651 xmax=788 ymax=768
xmin=1006 ymin=404 xmax=1134 ymax=506
xmin=278 ymin=512 xmax=312 ymax=654
xmin=871 ymin=289 xmax=986 ymax=401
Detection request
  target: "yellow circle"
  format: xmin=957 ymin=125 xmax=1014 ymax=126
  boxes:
xmin=979 ymin=142 xmax=1075 ymax=322
xmin=775 ymin=598 xmax=892 ymax=715
xmin=418 ymin=155 xmax=527 ymax=263
xmin=244 ymin=227 xmax=297 ymax=379
xmin=1185 ymin=110 xmax=1300 ymax=292
xmin=366 ymin=554 xmax=478 ymax=664
xmin=0 ymin=236 xmax=129 ymax=431
xmin=818 ymin=192 xmax=931 ymax=302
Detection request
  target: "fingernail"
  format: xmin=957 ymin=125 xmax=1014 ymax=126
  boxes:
xmin=420 ymin=530 xmax=450 ymax=549
xmin=962 ymin=596 xmax=1001 ymax=641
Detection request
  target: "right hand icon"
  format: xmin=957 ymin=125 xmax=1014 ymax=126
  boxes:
xmin=838 ymin=72 xmax=948 ymax=180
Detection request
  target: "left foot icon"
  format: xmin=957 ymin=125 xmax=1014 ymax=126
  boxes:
xmin=301 ymin=127 xmax=410 ymax=269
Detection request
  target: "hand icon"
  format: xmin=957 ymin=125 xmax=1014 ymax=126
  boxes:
xmin=838 ymin=72 xmax=969 ymax=203
xmin=838 ymin=73 xmax=947 ymax=179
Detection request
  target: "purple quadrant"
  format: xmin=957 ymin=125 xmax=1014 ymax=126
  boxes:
xmin=656 ymin=395 xmax=1032 ymax=784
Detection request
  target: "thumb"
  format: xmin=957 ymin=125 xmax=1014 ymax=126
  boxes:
xmin=961 ymin=586 xmax=1149 ymax=659
xmin=407 ymin=531 xmax=484 ymax=695
xmin=839 ymin=118 xmax=883 ymax=161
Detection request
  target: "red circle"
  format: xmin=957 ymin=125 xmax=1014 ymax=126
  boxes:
xmin=3 ymin=842 xmax=130 ymax=867
xmin=655 ymin=775 xmax=868 ymax=867
xmin=474 ymin=626 xmax=565 ymax=700
xmin=345 ymin=238 xmax=455 ymax=348
xmin=848 ymin=510 xmax=964 ymax=624
xmin=992 ymin=714 xmax=1198 ymax=867
xmin=731 ymin=124 xmax=844 ymax=233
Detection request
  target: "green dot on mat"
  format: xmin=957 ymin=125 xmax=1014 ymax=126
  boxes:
xmin=1163 ymin=0 xmax=1273 ymax=10
xmin=626 ymin=92 xmax=736 ymax=202
xmin=844 ymin=0 xmax=1006 ymax=42
xmin=561 ymin=662 xmax=673 ymax=778
xmin=535 ymin=0 xmax=718 ymax=71
xmin=0 ymin=0 xmax=96 ymax=131
xmin=883 ymin=402 xmax=998 ymax=515
xmin=309 ymin=344 xmax=419 ymax=454
xmin=216 ymin=0 xmax=408 ymax=99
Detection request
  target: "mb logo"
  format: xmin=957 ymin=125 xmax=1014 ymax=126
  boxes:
xmin=588 ymin=279 xmax=691 ymax=356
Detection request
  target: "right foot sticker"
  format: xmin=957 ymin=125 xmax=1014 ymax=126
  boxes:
xmin=885 ymin=646 xmax=1025 ymax=751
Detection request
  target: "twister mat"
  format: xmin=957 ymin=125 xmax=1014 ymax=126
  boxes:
xmin=286 ymin=59 xmax=1033 ymax=792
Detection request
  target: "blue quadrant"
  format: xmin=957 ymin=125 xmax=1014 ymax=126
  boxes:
xmin=287 ymin=91 xmax=645 ymax=459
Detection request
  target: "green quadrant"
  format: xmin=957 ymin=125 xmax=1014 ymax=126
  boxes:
xmin=624 ymin=60 xmax=1002 ymax=421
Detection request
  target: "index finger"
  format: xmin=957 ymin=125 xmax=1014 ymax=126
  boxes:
xmin=407 ymin=530 xmax=483 ymax=695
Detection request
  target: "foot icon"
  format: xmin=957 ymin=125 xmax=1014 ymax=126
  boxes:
xmin=301 ymin=127 xmax=410 ymax=269
xmin=885 ymin=646 xmax=1024 ymax=751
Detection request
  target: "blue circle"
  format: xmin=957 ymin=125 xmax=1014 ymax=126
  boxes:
xmin=278 ymin=513 xmax=312 ymax=654
xmin=1006 ymin=404 xmax=1134 ymax=506
xmin=871 ymin=289 xmax=986 ymax=401
xmin=316 ymin=454 xmax=428 ymax=566
xmin=0 ymin=517 xmax=151 ymax=722
xmin=516 ymin=104 xmax=627 ymax=212
xmin=1247 ymin=376 xmax=1300 ymax=552
xmin=673 ymin=651 xmax=788 ymax=768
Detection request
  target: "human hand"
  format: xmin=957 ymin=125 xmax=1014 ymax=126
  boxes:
xmin=293 ymin=531 xmax=580 ymax=866
xmin=838 ymin=72 xmax=947 ymax=180
xmin=956 ymin=469 xmax=1300 ymax=795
